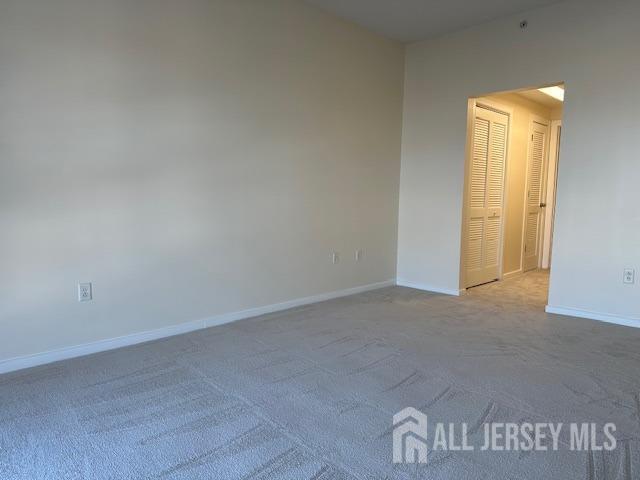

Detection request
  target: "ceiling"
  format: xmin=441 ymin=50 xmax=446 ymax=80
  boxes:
xmin=516 ymin=88 xmax=564 ymax=108
xmin=304 ymin=0 xmax=565 ymax=42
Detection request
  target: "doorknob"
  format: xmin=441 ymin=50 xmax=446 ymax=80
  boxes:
xmin=540 ymin=203 xmax=547 ymax=208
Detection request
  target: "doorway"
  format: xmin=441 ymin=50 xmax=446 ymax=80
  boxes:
xmin=461 ymin=84 xmax=565 ymax=301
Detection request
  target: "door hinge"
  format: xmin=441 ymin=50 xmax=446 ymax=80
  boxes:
xmin=524 ymin=245 xmax=527 ymax=253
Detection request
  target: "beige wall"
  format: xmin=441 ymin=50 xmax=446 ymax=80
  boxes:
xmin=481 ymin=93 xmax=554 ymax=276
xmin=0 ymin=0 xmax=405 ymax=366
xmin=550 ymin=106 xmax=564 ymax=121
xmin=398 ymin=0 xmax=640 ymax=322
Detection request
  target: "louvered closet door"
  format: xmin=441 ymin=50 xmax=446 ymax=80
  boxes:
xmin=465 ymin=106 xmax=509 ymax=288
xmin=523 ymin=120 xmax=549 ymax=271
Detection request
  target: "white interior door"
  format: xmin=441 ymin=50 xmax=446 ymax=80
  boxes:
xmin=465 ymin=105 xmax=509 ymax=288
xmin=523 ymin=119 xmax=550 ymax=272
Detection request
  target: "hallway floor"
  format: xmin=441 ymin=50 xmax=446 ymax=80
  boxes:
xmin=466 ymin=268 xmax=550 ymax=309
xmin=2 ymin=271 xmax=639 ymax=479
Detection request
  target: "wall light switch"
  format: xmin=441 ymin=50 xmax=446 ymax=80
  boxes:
xmin=78 ymin=283 xmax=92 ymax=302
xmin=623 ymin=269 xmax=635 ymax=285
xmin=355 ymin=249 xmax=363 ymax=262
xmin=332 ymin=252 xmax=340 ymax=265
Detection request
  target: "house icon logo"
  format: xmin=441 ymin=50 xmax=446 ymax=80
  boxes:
xmin=392 ymin=407 xmax=428 ymax=464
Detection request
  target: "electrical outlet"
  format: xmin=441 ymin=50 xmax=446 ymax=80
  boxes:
xmin=78 ymin=283 xmax=92 ymax=302
xmin=623 ymin=269 xmax=635 ymax=285
xmin=332 ymin=252 xmax=340 ymax=265
xmin=355 ymin=249 xmax=363 ymax=262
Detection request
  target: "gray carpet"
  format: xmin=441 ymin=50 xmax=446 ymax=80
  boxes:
xmin=1 ymin=271 xmax=639 ymax=479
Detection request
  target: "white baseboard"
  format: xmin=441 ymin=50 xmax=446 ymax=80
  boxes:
xmin=396 ymin=279 xmax=462 ymax=296
xmin=0 ymin=319 xmax=208 ymax=376
xmin=502 ymin=269 xmax=522 ymax=280
xmin=0 ymin=279 xmax=395 ymax=375
xmin=203 ymin=279 xmax=395 ymax=327
xmin=545 ymin=305 xmax=640 ymax=329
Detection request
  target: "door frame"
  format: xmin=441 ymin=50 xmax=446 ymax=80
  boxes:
xmin=520 ymin=114 xmax=551 ymax=272
xmin=459 ymin=97 xmax=513 ymax=291
xmin=542 ymin=120 xmax=562 ymax=269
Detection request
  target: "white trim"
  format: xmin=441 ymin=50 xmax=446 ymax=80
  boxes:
xmin=0 ymin=319 xmax=206 ymax=376
xmin=0 ymin=279 xmax=395 ymax=375
xmin=203 ymin=279 xmax=395 ymax=327
xmin=502 ymin=269 xmax=523 ymax=280
xmin=541 ymin=120 xmax=562 ymax=269
xmin=396 ymin=279 xmax=462 ymax=296
xmin=546 ymin=305 xmax=640 ymax=329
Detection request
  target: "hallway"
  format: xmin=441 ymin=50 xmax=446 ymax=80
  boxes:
xmin=466 ymin=269 xmax=550 ymax=310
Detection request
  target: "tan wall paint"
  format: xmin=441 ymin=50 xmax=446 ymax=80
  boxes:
xmin=550 ymin=106 xmax=564 ymax=121
xmin=0 ymin=0 xmax=404 ymax=364
xmin=482 ymin=93 xmax=553 ymax=275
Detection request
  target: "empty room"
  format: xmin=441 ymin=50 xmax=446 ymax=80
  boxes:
xmin=1 ymin=0 xmax=639 ymax=479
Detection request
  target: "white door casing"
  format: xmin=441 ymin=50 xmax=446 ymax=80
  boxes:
xmin=542 ymin=121 xmax=562 ymax=269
